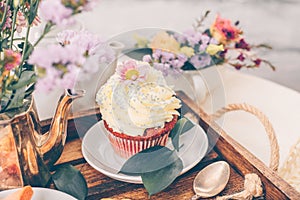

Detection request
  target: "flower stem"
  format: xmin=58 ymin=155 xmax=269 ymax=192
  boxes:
xmin=9 ymin=6 xmax=18 ymax=49
xmin=17 ymin=25 xmax=31 ymax=76
xmin=22 ymin=26 xmax=31 ymax=60
xmin=33 ymin=22 xmax=53 ymax=47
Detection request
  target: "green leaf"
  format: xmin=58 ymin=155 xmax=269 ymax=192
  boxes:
xmin=0 ymin=37 xmax=9 ymax=50
xmin=142 ymin=156 xmax=183 ymax=196
xmin=169 ymin=117 xmax=195 ymax=151
xmin=124 ymin=48 xmax=153 ymax=61
xmin=28 ymin=0 xmax=39 ymax=25
xmin=23 ymin=43 xmax=34 ymax=61
xmin=119 ymin=146 xmax=179 ymax=175
xmin=5 ymin=87 xmax=26 ymax=110
xmin=8 ymin=71 xmax=36 ymax=90
xmin=43 ymin=22 xmax=54 ymax=35
xmin=52 ymin=164 xmax=88 ymax=200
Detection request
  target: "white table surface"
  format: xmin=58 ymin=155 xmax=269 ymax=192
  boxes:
xmin=34 ymin=0 xmax=300 ymax=169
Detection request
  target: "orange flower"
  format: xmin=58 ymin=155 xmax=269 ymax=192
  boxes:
xmin=210 ymin=14 xmax=242 ymax=44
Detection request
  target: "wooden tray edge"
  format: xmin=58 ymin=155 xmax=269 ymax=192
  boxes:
xmin=177 ymin=91 xmax=300 ymax=199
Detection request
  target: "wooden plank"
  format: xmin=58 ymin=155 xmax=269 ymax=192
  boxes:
xmin=55 ymin=138 xmax=84 ymax=165
xmin=177 ymin=91 xmax=300 ymax=200
xmin=74 ymin=151 xmax=245 ymax=200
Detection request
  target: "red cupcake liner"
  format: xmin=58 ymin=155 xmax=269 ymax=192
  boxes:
xmin=103 ymin=116 xmax=178 ymax=158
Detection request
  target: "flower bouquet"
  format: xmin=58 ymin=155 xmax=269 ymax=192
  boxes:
xmin=133 ymin=11 xmax=275 ymax=77
xmin=0 ymin=1 xmax=113 ymax=199
xmin=0 ymin=0 xmax=114 ymax=114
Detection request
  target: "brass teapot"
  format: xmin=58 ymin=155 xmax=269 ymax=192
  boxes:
xmin=0 ymin=89 xmax=84 ymax=190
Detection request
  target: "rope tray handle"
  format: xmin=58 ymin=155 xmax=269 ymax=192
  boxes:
xmin=211 ymin=103 xmax=280 ymax=172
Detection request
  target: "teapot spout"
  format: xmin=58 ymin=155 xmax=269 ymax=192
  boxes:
xmin=37 ymin=89 xmax=85 ymax=167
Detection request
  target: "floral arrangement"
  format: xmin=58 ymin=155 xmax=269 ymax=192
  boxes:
xmin=135 ymin=11 xmax=275 ymax=77
xmin=0 ymin=0 xmax=114 ymax=113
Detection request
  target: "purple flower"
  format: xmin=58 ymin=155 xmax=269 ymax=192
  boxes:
xmin=56 ymin=30 xmax=77 ymax=45
xmin=35 ymin=68 xmax=60 ymax=93
xmin=153 ymin=63 xmax=169 ymax=77
xmin=183 ymin=29 xmax=202 ymax=47
xmin=209 ymin=37 xmax=219 ymax=45
xmin=0 ymin=2 xmax=12 ymax=30
xmin=237 ymin=53 xmax=245 ymax=61
xmin=173 ymin=32 xmax=187 ymax=44
xmin=253 ymin=58 xmax=262 ymax=66
xmin=39 ymin=0 xmax=74 ymax=26
xmin=143 ymin=55 xmax=152 ymax=63
xmin=169 ymin=59 xmax=185 ymax=69
xmin=190 ymin=54 xmax=212 ymax=69
xmin=200 ymin=34 xmax=210 ymax=45
xmin=160 ymin=51 xmax=175 ymax=63
xmin=60 ymin=64 xmax=80 ymax=89
xmin=152 ymin=49 xmax=162 ymax=60
xmin=28 ymin=44 xmax=87 ymax=92
xmin=57 ymin=30 xmax=115 ymax=64
xmin=57 ymin=30 xmax=101 ymax=54
xmin=235 ymin=38 xmax=250 ymax=51
xmin=199 ymin=43 xmax=208 ymax=52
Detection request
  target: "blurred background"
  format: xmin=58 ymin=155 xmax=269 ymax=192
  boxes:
xmin=77 ymin=0 xmax=300 ymax=92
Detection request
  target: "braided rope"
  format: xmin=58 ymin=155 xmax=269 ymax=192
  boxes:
xmin=216 ymin=173 xmax=263 ymax=200
xmin=211 ymin=103 xmax=280 ymax=171
xmin=278 ymin=138 xmax=300 ymax=192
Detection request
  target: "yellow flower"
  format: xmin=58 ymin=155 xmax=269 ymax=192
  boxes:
xmin=133 ymin=34 xmax=149 ymax=48
xmin=180 ymin=46 xmax=195 ymax=58
xmin=206 ymin=44 xmax=224 ymax=55
xmin=149 ymin=31 xmax=180 ymax=53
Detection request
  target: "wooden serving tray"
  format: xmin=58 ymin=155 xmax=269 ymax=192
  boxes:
xmin=50 ymin=92 xmax=299 ymax=200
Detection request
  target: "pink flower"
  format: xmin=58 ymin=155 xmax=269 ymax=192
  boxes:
xmin=235 ymin=38 xmax=250 ymax=51
xmin=16 ymin=11 xmax=27 ymax=33
xmin=39 ymin=0 xmax=74 ymax=26
xmin=35 ymin=68 xmax=60 ymax=93
xmin=57 ymin=30 xmax=114 ymax=63
xmin=28 ymin=44 xmax=86 ymax=92
xmin=0 ymin=2 xmax=12 ymax=30
xmin=237 ymin=53 xmax=245 ymax=61
xmin=116 ymin=60 xmax=147 ymax=84
xmin=57 ymin=30 xmax=103 ymax=55
xmin=253 ymin=58 xmax=262 ymax=66
xmin=3 ymin=49 xmax=22 ymax=70
xmin=210 ymin=14 xmax=241 ymax=44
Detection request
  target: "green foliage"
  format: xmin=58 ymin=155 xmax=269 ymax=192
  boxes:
xmin=52 ymin=164 xmax=88 ymax=200
xmin=119 ymin=117 xmax=194 ymax=196
xmin=28 ymin=0 xmax=40 ymax=25
xmin=142 ymin=156 xmax=183 ymax=196
xmin=120 ymin=146 xmax=180 ymax=175
xmin=169 ymin=117 xmax=195 ymax=151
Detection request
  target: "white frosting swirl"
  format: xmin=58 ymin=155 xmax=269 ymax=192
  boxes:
xmin=96 ymin=61 xmax=181 ymax=136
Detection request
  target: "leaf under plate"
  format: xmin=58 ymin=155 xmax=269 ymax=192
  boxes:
xmin=169 ymin=117 xmax=195 ymax=151
xmin=142 ymin=156 xmax=183 ymax=196
xmin=119 ymin=146 xmax=179 ymax=175
xmin=52 ymin=164 xmax=88 ymax=200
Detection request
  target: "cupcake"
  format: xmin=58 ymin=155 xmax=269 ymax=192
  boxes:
xmin=96 ymin=60 xmax=181 ymax=158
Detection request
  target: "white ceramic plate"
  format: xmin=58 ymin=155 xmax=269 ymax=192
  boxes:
xmin=82 ymin=120 xmax=208 ymax=184
xmin=0 ymin=187 xmax=76 ymax=200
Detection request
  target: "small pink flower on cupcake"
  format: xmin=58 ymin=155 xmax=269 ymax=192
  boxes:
xmin=116 ymin=60 xmax=148 ymax=84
